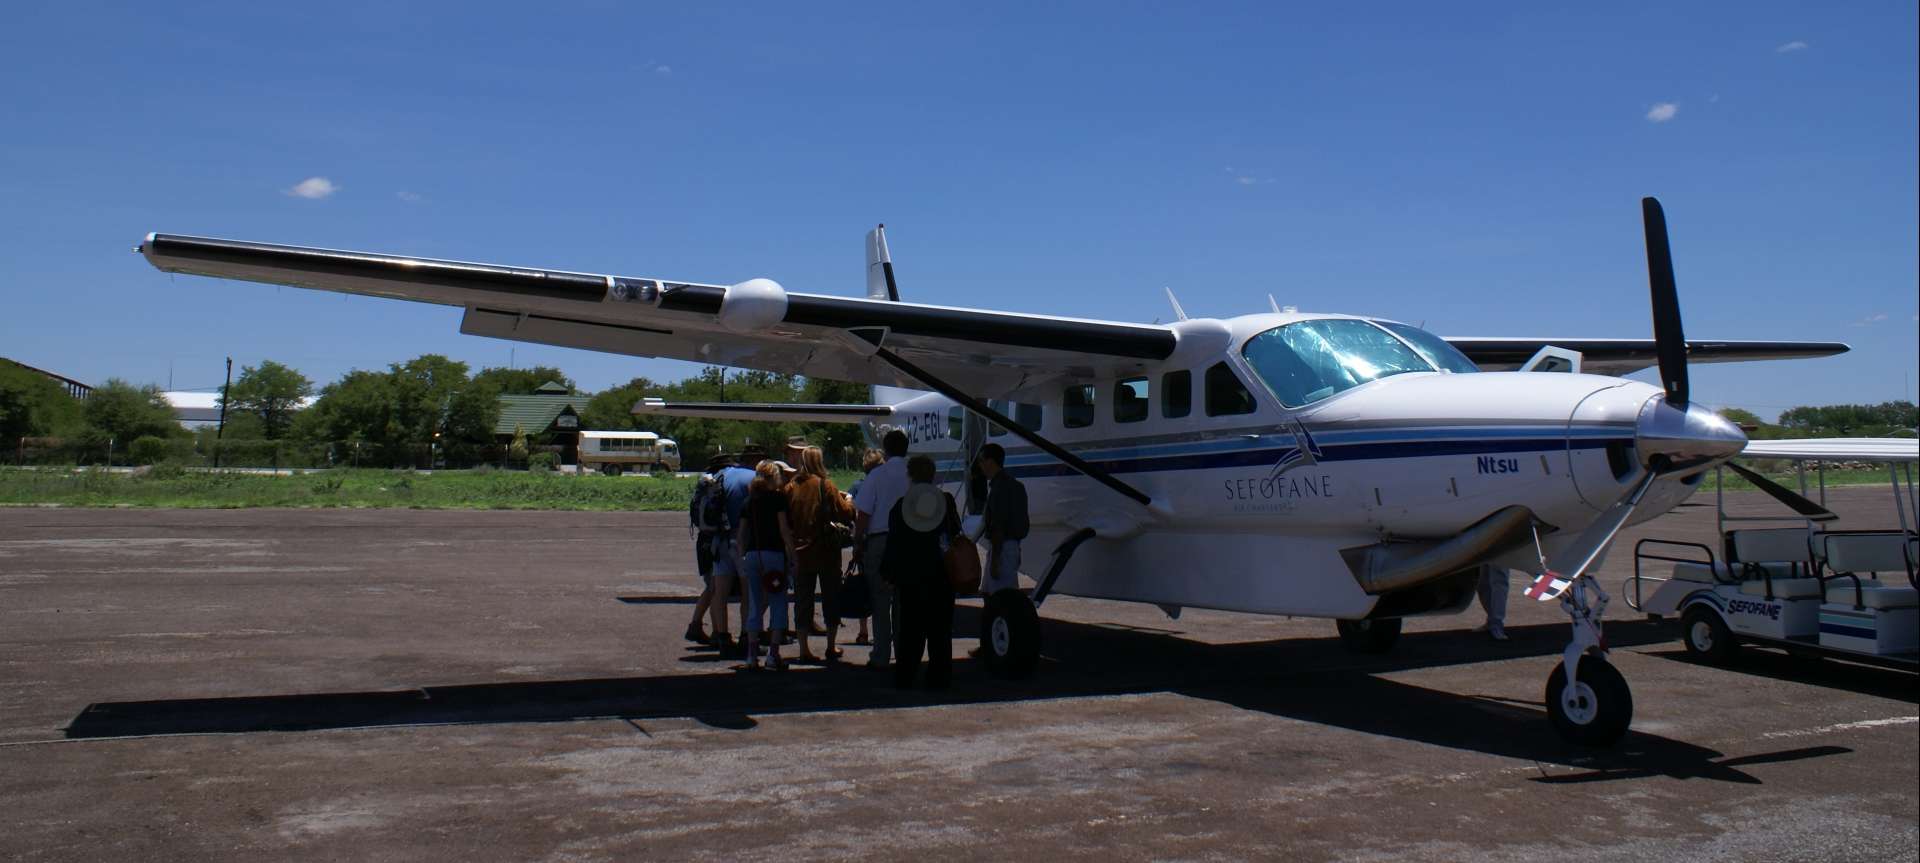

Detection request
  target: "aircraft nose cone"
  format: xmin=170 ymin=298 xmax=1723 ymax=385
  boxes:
xmin=1635 ymin=396 xmax=1747 ymax=471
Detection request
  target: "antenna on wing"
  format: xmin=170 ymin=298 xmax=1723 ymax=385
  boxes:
xmin=1164 ymin=287 xmax=1189 ymax=321
xmin=865 ymin=224 xmax=899 ymax=302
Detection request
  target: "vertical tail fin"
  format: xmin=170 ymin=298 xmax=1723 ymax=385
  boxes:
xmin=864 ymin=223 xmax=916 ymax=406
xmin=865 ymin=224 xmax=899 ymax=302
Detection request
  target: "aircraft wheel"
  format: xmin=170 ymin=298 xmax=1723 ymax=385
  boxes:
xmin=1545 ymin=655 xmax=1633 ymax=747
xmin=1335 ymin=617 xmax=1402 ymax=654
xmin=1680 ymin=605 xmax=1737 ymax=665
xmin=980 ymin=588 xmax=1040 ymax=679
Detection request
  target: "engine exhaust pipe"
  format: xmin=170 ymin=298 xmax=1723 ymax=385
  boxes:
xmin=1339 ymin=506 xmax=1537 ymax=595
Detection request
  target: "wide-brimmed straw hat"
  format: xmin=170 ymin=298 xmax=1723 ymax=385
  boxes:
xmin=900 ymin=483 xmax=947 ymax=533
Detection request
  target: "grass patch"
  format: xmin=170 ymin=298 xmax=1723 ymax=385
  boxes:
xmin=0 ymin=467 xmax=870 ymax=511
xmin=0 ymin=468 xmax=695 ymax=511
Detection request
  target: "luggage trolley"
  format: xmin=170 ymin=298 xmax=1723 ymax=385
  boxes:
xmin=1627 ymin=438 xmax=1918 ymax=671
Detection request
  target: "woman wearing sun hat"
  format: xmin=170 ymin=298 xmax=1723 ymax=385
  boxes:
xmin=881 ymin=455 xmax=961 ymax=690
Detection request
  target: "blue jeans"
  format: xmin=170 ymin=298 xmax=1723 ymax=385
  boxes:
xmin=742 ymin=550 xmax=791 ymax=633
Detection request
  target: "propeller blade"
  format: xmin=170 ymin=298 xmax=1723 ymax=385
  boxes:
xmin=1550 ymin=470 xmax=1662 ymax=585
xmin=1724 ymin=461 xmax=1840 ymax=522
xmin=1642 ymin=197 xmax=1689 ymax=408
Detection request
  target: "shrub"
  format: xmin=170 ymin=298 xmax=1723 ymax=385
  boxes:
xmin=128 ymin=436 xmax=170 ymax=465
xmin=528 ymin=452 xmax=558 ymax=472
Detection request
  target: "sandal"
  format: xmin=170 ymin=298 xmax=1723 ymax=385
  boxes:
xmin=826 ymin=646 xmax=844 ymax=659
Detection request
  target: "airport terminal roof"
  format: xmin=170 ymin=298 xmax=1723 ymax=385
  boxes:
xmin=495 ymin=382 xmax=589 ymax=436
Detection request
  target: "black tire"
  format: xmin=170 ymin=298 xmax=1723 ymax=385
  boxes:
xmin=598 ymin=463 xmax=620 ymax=477
xmin=1680 ymin=605 xmax=1737 ymax=665
xmin=1335 ymin=617 xmax=1402 ymax=654
xmin=980 ymin=588 xmax=1040 ymax=679
xmin=1545 ymin=655 xmax=1633 ymax=747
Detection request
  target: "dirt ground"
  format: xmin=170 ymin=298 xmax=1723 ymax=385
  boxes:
xmin=1 ymin=485 xmax=1914 ymax=862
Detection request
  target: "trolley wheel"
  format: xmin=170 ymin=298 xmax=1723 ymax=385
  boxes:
xmin=1335 ymin=617 xmax=1402 ymax=654
xmin=980 ymin=588 xmax=1040 ymax=679
xmin=1545 ymin=655 xmax=1633 ymax=747
xmin=1680 ymin=605 xmax=1738 ymax=665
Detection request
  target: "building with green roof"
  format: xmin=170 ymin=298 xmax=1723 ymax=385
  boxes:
xmin=495 ymin=381 xmax=590 ymax=465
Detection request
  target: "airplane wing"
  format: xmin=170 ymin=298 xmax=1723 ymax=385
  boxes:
xmin=138 ymin=234 xmax=1186 ymax=396
xmin=1740 ymin=437 xmax=1919 ymax=463
xmin=1446 ymin=338 xmax=1849 ymax=375
xmin=632 ymin=398 xmax=894 ymax=424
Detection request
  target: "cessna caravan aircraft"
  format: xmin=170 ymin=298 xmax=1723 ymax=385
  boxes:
xmin=138 ymin=198 xmax=1848 ymax=745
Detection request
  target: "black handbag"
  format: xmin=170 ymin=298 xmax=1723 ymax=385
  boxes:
xmin=836 ymin=559 xmax=873 ymax=619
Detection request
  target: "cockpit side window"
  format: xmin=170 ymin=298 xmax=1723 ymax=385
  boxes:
xmin=1205 ymin=362 xmax=1258 ymax=417
xmin=1242 ymin=318 xmax=1435 ymax=407
xmin=1375 ymin=321 xmax=1479 ymax=374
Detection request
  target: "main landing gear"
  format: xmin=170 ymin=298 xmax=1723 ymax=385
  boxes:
xmin=979 ymin=589 xmax=1040 ymax=679
xmin=979 ymin=528 xmax=1096 ymax=680
xmin=1335 ymin=617 xmax=1403 ymax=653
xmin=1545 ymin=574 xmax=1633 ymax=746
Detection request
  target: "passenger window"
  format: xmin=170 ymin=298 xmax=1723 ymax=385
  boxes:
xmin=1162 ymin=370 xmax=1191 ymax=419
xmin=1016 ymin=402 xmax=1043 ymax=432
xmin=1064 ymin=385 xmax=1095 ymax=428
xmin=947 ymin=406 xmax=964 ymax=440
xmin=1205 ymin=362 xmax=1257 ymax=417
xmin=987 ymin=400 xmax=1009 ymax=437
xmin=1114 ymin=377 xmax=1149 ymax=423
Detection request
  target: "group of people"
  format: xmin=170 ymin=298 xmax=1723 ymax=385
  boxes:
xmin=685 ymin=429 xmax=1029 ymax=689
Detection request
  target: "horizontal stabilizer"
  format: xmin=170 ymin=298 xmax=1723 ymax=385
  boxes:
xmin=632 ymin=398 xmax=893 ymax=424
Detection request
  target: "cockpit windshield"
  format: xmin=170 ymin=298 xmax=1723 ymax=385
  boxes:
xmin=1373 ymin=321 xmax=1480 ymax=374
xmin=1241 ymin=319 xmax=1436 ymax=407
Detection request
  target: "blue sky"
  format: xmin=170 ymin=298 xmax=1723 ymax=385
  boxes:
xmin=2 ymin=2 xmax=1914 ymax=420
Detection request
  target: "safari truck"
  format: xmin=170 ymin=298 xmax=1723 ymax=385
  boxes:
xmin=1628 ymin=439 xmax=1918 ymax=671
xmin=577 ymin=430 xmax=680 ymax=475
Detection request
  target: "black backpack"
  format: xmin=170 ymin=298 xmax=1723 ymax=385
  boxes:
xmin=696 ymin=477 xmax=728 ymax=533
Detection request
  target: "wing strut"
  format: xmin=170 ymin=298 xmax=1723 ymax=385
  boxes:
xmin=870 ymin=346 xmax=1153 ymax=507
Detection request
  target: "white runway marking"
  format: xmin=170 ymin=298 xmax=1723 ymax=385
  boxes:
xmin=1760 ymin=715 xmax=1918 ymax=739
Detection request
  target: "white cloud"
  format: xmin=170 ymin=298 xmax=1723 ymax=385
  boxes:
xmin=1235 ymin=176 xmax=1262 ymax=186
xmin=286 ymin=176 xmax=338 ymax=199
xmin=395 ymin=190 xmax=422 ymax=204
xmin=655 ymin=64 xmax=672 ymax=74
xmin=1776 ymin=40 xmax=1808 ymax=53
xmin=1851 ymin=312 xmax=1888 ymax=327
xmin=1645 ymin=102 xmax=1679 ymax=123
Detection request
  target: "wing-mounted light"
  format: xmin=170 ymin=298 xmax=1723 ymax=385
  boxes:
xmin=717 ymin=278 xmax=788 ymax=333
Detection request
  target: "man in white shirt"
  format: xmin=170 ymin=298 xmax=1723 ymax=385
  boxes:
xmin=853 ymin=428 xmax=911 ymax=669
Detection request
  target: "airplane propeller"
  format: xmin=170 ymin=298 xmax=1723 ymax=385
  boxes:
xmin=1526 ymin=198 xmax=1837 ymax=600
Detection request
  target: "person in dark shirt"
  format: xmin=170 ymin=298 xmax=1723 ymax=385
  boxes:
xmin=978 ymin=443 xmax=1029 ymax=595
xmin=685 ymin=454 xmax=734 ymax=644
xmin=735 ymin=460 xmax=798 ymax=671
xmin=882 ymin=455 xmax=960 ymax=690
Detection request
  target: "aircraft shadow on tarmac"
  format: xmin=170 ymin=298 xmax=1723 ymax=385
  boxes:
xmin=1639 ymin=647 xmax=1920 ymax=705
xmin=64 ymin=612 xmax=1853 ymax=784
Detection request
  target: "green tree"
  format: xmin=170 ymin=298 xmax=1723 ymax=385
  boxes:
xmin=223 ymin=360 xmax=313 ymax=440
xmin=800 ymin=376 xmax=873 ymax=464
xmin=295 ymin=370 xmax=396 ymax=463
xmin=82 ymin=379 xmax=182 ymax=446
xmin=580 ymin=377 xmax=659 ymax=431
xmin=0 ymin=360 xmax=85 ymax=443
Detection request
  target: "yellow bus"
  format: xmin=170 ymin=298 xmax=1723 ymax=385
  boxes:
xmin=578 ymin=431 xmax=681 ymax=475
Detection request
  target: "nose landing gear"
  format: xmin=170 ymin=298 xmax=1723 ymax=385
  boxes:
xmin=1541 ymin=573 xmax=1633 ymax=746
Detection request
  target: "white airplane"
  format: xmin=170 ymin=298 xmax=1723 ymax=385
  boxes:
xmin=138 ymin=198 xmax=1849 ymax=745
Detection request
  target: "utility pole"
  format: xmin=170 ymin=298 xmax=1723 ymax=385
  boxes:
xmin=214 ymin=356 xmax=232 ymax=468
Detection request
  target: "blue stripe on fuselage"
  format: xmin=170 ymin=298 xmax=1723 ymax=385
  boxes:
xmin=984 ymin=432 xmax=1622 ymax=479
